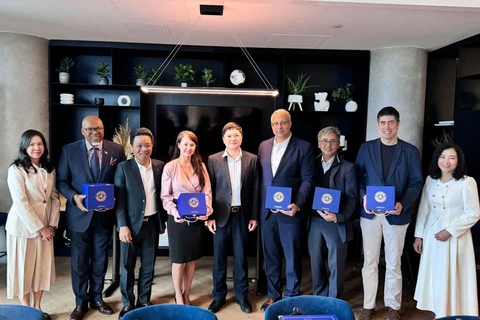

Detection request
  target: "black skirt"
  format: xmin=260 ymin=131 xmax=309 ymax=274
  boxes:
xmin=167 ymin=214 xmax=204 ymax=263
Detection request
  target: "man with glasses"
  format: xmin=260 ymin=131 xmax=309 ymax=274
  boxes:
xmin=258 ymin=109 xmax=315 ymax=311
xmin=57 ymin=115 xmax=125 ymax=320
xmin=308 ymin=126 xmax=358 ymax=299
xmin=356 ymin=107 xmax=423 ymax=320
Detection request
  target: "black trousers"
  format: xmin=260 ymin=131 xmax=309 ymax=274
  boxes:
xmin=212 ymin=208 xmax=249 ymax=300
xmin=70 ymin=212 xmax=111 ymax=307
xmin=119 ymin=215 xmax=159 ymax=306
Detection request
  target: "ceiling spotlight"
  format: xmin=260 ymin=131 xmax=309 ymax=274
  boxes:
xmin=333 ymin=24 xmax=343 ymax=28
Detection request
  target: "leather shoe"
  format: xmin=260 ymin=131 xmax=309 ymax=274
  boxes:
xmin=207 ymin=299 xmax=225 ymax=313
xmin=70 ymin=306 xmax=87 ymax=320
xmin=118 ymin=306 xmax=134 ymax=319
xmin=236 ymin=299 xmax=252 ymax=313
xmin=135 ymin=301 xmax=153 ymax=308
xmin=90 ymin=300 xmax=114 ymax=315
xmin=260 ymin=298 xmax=279 ymax=312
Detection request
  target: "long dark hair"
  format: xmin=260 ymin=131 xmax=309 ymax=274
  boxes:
xmin=12 ymin=130 xmax=54 ymax=174
xmin=172 ymin=130 xmax=206 ymax=189
xmin=428 ymin=141 xmax=467 ymax=180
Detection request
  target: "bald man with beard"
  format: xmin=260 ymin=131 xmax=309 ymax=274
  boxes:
xmin=57 ymin=116 xmax=125 ymax=320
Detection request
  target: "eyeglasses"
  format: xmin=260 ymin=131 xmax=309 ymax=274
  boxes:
xmin=271 ymin=120 xmax=291 ymax=127
xmin=319 ymin=139 xmax=339 ymax=146
xmin=82 ymin=127 xmax=104 ymax=133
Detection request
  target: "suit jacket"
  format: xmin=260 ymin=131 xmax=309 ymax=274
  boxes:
xmin=355 ymin=138 xmax=423 ymax=225
xmin=207 ymin=150 xmax=260 ymax=227
xmin=258 ymin=136 xmax=316 ymax=222
xmin=313 ymin=155 xmax=358 ymax=243
xmin=6 ymin=165 xmax=60 ymax=238
xmin=56 ymin=139 xmax=125 ymax=232
xmin=114 ymin=158 xmax=167 ymax=236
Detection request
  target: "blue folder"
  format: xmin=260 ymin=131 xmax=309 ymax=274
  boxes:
xmin=313 ymin=187 xmax=341 ymax=213
xmin=177 ymin=192 xmax=207 ymax=217
xmin=265 ymin=186 xmax=292 ymax=210
xmin=82 ymin=183 xmax=114 ymax=210
xmin=366 ymin=186 xmax=395 ymax=212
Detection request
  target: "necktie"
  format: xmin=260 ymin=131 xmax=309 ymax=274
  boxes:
xmin=91 ymin=147 xmax=100 ymax=181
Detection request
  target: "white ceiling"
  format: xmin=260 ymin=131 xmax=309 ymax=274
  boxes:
xmin=1 ymin=0 xmax=480 ymax=51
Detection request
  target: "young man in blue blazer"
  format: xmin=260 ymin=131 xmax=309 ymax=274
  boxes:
xmin=356 ymin=107 xmax=423 ymax=320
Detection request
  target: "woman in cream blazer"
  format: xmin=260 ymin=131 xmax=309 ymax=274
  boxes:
xmin=413 ymin=142 xmax=480 ymax=318
xmin=6 ymin=130 xmax=60 ymax=320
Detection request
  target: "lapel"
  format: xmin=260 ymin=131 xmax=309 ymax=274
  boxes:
xmin=373 ymin=139 xmax=385 ymax=184
xmin=152 ymin=160 xmax=162 ymax=197
xmin=240 ymin=152 xmax=248 ymax=187
xmin=274 ymin=137 xmax=295 ymax=179
xmin=264 ymin=138 xmax=274 ymax=182
xmin=79 ymin=142 xmax=94 ymax=182
xmin=386 ymin=139 xmax=403 ymax=183
xmin=129 ymin=159 xmax=146 ymax=197
xmin=329 ymin=156 xmax=341 ymax=189
xmin=222 ymin=155 xmax=232 ymax=191
xmin=99 ymin=141 xmax=112 ymax=182
xmin=30 ymin=167 xmax=48 ymax=197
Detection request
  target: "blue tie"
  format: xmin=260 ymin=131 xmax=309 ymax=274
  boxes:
xmin=91 ymin=147 xmax=100 ymax=181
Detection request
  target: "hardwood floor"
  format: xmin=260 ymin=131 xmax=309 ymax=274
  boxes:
xmin=0 ymin=256 xmax=435 ymax=320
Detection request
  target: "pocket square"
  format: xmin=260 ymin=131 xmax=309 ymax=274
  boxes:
xmin=109 ymin=157 xmax=117 ymax=166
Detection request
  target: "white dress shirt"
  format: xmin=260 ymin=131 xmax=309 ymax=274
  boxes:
xmin=222 ymin=149 xmax=242 ymax=206
xmin=135 ymin=158 xmax=156 ymax=217
xmin=321 ymin=156 xmax=335 ymax=173
xmin=271 ymin=133 xmax=292 ymax=177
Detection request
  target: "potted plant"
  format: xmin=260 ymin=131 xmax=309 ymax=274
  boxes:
xmin=202 ymin=68 xmax=215 ymax=87
xmin=134 ymin=65 xmax=147 ymax=86
xmin=96 ymin=62 xmax=111 ymax=85
xmin=174 ymin=64 xmax=196 ymax=87
xmin=332 ymin=83 xmax=357 ymax=112
xmin=55 ymin=57 xmax=75 ymax=84
xmin=147 ymin=67 xmax=160 ymax=86
xmin=286 ymin=73 xmax=316 ymax=111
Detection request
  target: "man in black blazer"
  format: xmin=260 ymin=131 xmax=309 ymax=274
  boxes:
xmin=57 ymin=115 xmax=125 ymax=320
xmin=258 ymin=109 xmax=316 ymax=311
xmin=206 ymin=122 xmax=260 ymax=314
xmin=114 ymin=128 xmax=167 ymax=319
xmin=308 ymin=126 xmax=358 ymax=299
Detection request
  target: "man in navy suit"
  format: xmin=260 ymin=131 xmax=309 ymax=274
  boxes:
xmin=57 ymin=115 xmax=125 ymax=320
xmin=206 ymin=122 xmax=260 ymax=314
xmin=308 ymin=126 xmax=358 ymax=299
xmin=258 ymin=109 xmax=315 ymax=311
xmin=114 ymin=128 xmax=167 ymax=319
xmin=356 ymin=107 xmax=423 ymax=320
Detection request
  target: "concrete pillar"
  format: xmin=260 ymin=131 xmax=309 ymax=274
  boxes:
xmin=0 ymin=33 xmax=49 ymax=257
xmin=367 ymin=46 xmax=428 ymax=150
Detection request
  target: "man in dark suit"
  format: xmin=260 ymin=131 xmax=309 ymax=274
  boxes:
xmin=308 ymin=126 xmax=358 ymax=299
xmin=356 ymin=106 xmax=423 ymax=320
xmin=114 ymin=128 xmax=167 ymax=319
xmin=57 ymin=115 xmax=125 ymax=320
xmin=206 ymin=122 xmax=260 ymax=314
xmin=258 ymin=109 xmax=315 ymax=311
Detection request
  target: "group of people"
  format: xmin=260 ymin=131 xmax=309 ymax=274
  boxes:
xmin=4 ymin=106 xmax=480 ymax=320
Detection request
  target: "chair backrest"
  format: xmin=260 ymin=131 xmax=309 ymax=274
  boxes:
xmin=0 ymin=305 xmax=45 ymax=320
xmin=122 ymin=304 xmax=218 ymax=320
xmin=435 ymin=316 xmax=480 ymax=320
xmin=264 ymin=296 xmax=355 ymax=320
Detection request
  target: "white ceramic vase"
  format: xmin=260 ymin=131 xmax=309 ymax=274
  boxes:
xmin=59 ymin=72 xmax=70 ymax=84
xmin=345 ymin=100 xmax=358 ymax=112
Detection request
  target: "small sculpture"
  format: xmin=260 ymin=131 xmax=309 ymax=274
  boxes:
xmin=314 ymin=92 xmax=330 ymax=111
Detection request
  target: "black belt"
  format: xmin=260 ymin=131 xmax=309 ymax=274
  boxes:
xmin=231 ymin=206 xmax=241 ymax=213
xmin=143 ymin=215 xmax=155 ymax=222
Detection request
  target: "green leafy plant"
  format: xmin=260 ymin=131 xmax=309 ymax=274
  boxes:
xmin=147 ymin=67 xmax=160 ymax=85
xmin=55 ymin=57 xmax=75 ymax=73
xmin=134 ymin=65 xmax=147 ymax=80
xmin=332 ymin=83 xmax=355 ymax=102
xmin=286 ymin=73 xmax=316 ymax=95
xmin=95 ymin=62 xmax=111 ymax=78
xmin=174 ymin=64 xmax=196 ymax=83
xmin=202 ymin=68 xmax=215 ymax=87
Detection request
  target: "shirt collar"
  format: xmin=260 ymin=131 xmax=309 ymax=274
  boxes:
xmin=222 ymin=148 xmax=243 ymax=160
xmin=85 ymin=139 xmax=103 ymax=151
xmin=274 ymin=133 xmax=292 ymax=147
xmin=135 ymin=157 xmax=152 ymax=170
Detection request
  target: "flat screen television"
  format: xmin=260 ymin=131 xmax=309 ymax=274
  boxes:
xmin=154 ymin=104 xmax=266 ymax=161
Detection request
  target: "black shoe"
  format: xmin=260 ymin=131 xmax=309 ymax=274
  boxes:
xmin=135 ymin=301 xmax=153 ymax=308
xmin=207 ymin=299 xmax=225 ymax=313
xmin=43 ymin=312 xmax=52 ymax=320
xmin=236 ymin=299 xmax=252 ymax=313
xmin=89 ymin=300 xmax=114 ymax=315
xmin=118 ymin=306 xmax=135 ymax=319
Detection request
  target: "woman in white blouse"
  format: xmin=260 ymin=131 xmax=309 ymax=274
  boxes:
xmin=413 ymin=142 xmax=480 ymax=317
xmin=6 ymin=130 xmax=60 ymax=320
